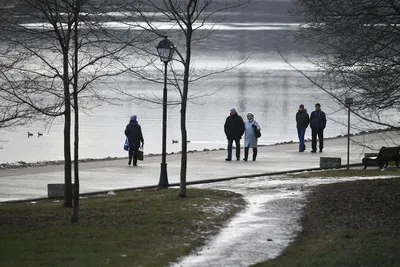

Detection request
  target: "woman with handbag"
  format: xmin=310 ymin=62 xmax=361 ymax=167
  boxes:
xmin=124 ymin=115 xmax=144 ymax=166
xmin=243 ymin=112 xmax=261 ymax=161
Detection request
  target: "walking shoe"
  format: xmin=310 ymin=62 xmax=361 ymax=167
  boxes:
xmin=319 ymin=149 xmax=323 ymax=153
xmin=128 ymin=160 xmax=131 ymax=165
xmin=225 ymin=158 xmax=232 ymax=161
xmin=236 ymin=158 xmax=240 ymax=161
xmin=252 ymin=158 xmax=256 ymax=161
xmin=243 ymin=158 xmax=248 ymax=161
xmin=299 ymin=150 xmax=304 ymax=152
xmin=311 ymin=150 xmax=317 ymax=153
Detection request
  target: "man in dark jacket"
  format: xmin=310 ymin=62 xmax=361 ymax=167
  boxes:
xmin=296 ymin=104 xmax=309 ymax=152
xmin=224 ymin=108 xmax=245 ymax=161
xmin=309 ymin=103 xmax=327 ymax=153
xmin=125 ymin=115 xmax=144 ymax=166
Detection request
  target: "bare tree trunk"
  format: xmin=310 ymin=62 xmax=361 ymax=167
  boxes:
xmin=71 ymin=86 xmax=79 ymax=221
xmin=179 ymin=102 xmax=187 ymax=198
xmin=179 ymin=28 xmax=192 ymax=199
xmin=71 ymin=0 xmax=80 ymax=223
xmin=63 ymin=48 xmax=73 ymax=208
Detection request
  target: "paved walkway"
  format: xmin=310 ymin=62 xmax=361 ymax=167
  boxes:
xmin=1 ymin=131 xmax=399 ymax=202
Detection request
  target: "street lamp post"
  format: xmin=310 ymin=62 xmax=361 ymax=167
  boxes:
xmin=345 ymin=97 xmax=354 ymax=170
xmin=156 ymin=36 xmax=175 ymax=188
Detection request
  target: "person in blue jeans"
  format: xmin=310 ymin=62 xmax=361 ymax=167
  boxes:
xmin=296 ymin=104 xmax=309 ymax=152
xmin=309 ymin=103 xmax=327 ymax=153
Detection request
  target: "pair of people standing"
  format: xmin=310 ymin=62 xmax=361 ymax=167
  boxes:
xmin=296 ymin=103 xmax=327 ymax=153
xmin=224 ymin=108 xmax=261 ymax=161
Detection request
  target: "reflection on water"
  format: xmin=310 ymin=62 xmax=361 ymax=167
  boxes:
xmin=282 ymin=74 xmax=289 ymax=135
xmin=0 ymin=69 xmax=349 ymax=164
xmin=0 ymin=1 xmax=372 ymax=163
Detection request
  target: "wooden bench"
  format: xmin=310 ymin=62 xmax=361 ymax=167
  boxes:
xmin=362 ymin=146 xmax=400 ymax=169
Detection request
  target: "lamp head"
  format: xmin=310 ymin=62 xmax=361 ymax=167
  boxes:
xmin=156 ymin=36 xmax=175 ymax=62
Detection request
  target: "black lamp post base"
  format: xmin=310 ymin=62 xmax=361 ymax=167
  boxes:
xmin=158 ymin=163 xmax=169 ymax=188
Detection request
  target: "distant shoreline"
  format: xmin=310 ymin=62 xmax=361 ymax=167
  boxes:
xmin=0 ymin=128 xmax=396 ymax=170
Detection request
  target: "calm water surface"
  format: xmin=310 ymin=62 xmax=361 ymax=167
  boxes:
xmin=0 ymin=1 xmax=361 ymax=163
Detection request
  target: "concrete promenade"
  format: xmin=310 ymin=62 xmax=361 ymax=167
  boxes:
xmin=1 ymin=131 xmax=399 ymax=202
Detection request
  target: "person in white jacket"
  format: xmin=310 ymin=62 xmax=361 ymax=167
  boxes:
xmin=243 ymin=112 xmax=261 ymax=161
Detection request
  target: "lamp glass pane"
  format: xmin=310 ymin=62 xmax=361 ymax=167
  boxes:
xmin=157 ymin=48 xmax=170 ymax=62
xmin=169 ymin=48 xmax=175 ymax=61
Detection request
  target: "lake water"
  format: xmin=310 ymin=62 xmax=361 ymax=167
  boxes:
xmin=0 ymin=1 xmax=366 ymax=164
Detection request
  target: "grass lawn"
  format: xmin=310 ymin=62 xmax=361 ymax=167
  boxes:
xmin=291 ymin=166 xmax=400 ymax=178
xmin=0 ymin=188 xmax=245 ymax=267
xmin=253 ymin=177 xmax=400 ymax=267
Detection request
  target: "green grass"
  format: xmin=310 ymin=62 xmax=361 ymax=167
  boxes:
xmin=291 ymin=166 xmax=400 ymax=178
xmin=0 ymin=188 xmax=246 ymax=267
xmin=253 ymin=178 xmax=400 ymax=267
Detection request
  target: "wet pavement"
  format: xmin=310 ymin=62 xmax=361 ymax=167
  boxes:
xmin=0 ymin=131 xmax=400 ymax=201
xmin=172 ymin=175 xmax=394 ymax=267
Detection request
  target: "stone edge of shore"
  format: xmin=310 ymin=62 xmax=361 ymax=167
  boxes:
xmin=0 ymin=128 xmax=396 ymax=170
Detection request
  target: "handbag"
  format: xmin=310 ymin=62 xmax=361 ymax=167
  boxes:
xmin=124 ymin=138 xmax=129 ymax=151
xmin=253 ymin=123 xmax=261 ymax=138
xmin=138 ymin=146 xmax=144 ymax=161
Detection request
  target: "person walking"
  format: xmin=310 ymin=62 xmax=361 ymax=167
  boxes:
xmin=296 ymin=104 xmax=309 ymax=152
xmin=124 ymin=115 xmax=144 ymax=166
xmin=309 ymin=103 xmax=327 ymax=153
xmin=224 ymin=107 xmax=245 ymax=161
xmin=243 ymin=112 xmax=261 ymax=161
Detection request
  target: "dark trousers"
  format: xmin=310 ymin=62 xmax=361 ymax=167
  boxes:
xmin=128 ymin=149 xmax=138 ymax=165
xmin=227 ymin=139 xmax=241 ymax=160
xmin=311 ymin=129 xmax=324 ymax=151
xmin=244 ymin=146 xmax=258 ymax=160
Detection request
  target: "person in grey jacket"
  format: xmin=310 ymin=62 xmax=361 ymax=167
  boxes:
xmin=296 ymin=104 xmax=309 ymax=152
xmin=243 ymin=112 xmax=261 ymax=161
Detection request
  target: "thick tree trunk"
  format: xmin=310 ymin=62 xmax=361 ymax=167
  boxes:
xmin=63 ymin=48 xmax=73 ymax=207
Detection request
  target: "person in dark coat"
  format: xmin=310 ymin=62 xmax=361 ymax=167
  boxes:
xmin=124 ymin=115 xmax=144 ymax=166
xmin=224 ymin=107 xmax=245 ymax=161
xmin=309 ymin=103 xmax=327 ymax=153
xmin=296 ymin=104 xmax=309 ymax=152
